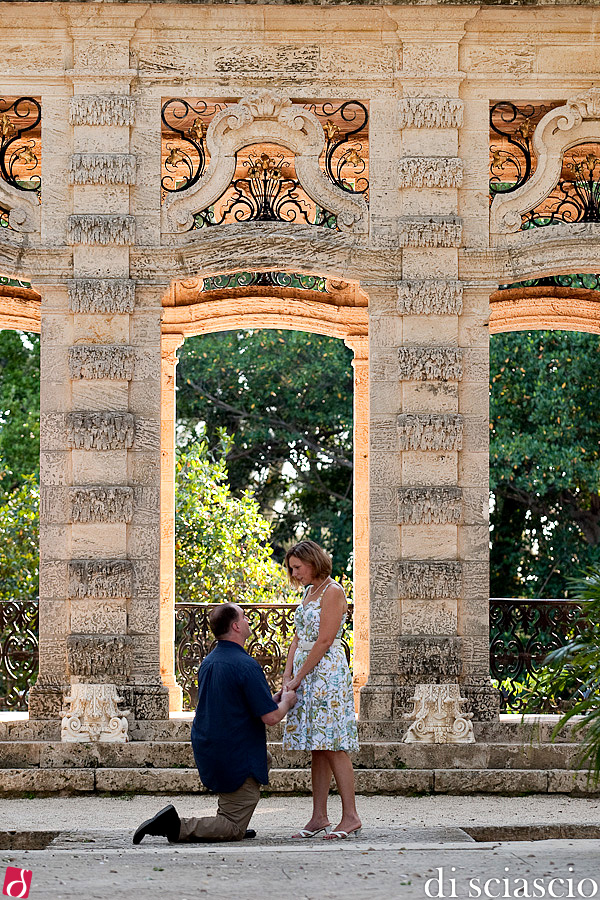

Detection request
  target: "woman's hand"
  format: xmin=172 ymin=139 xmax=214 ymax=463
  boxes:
xmin=287 ymin=674 xmax=302 ymax=691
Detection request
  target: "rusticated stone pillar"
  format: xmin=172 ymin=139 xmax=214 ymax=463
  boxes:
xmin=344 ymin=335 xmax=369 ymax=711
xmin=160 ymin=333 xmax=184 ymax=712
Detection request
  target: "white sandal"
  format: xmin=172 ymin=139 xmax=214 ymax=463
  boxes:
xmin=291 ymin=825 xmax=333 ymax=839
xmin=323 ymin=827 xmax=362 ymax=840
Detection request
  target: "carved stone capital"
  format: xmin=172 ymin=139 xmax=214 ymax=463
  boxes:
xmin=66 ymin=412 xmax=135 ymax=450
xmin=397 ymin=487 xmax=462 ymax=525
xmin=397 ymin=347 xmax=463 ymax=381
xmin=403 ymin=684 xmax=475 ymax=744
xmin=61 ymin=683 xmax=129 ymax=743
xmin=397 ymin=280 xmax=463 ymax=315
xmin=68 ymin=345 xmax=135 ymax=381
xmin=68 ymin=279 xmax=136 ymax=314
xmin=398 ymin=98 xmax=464 ymax=130
xmin=69 ymin=95 xmax=136 ymax=127
xmin=70 ymin=153 xmax=137 ymax=186
xmin=398 ymin=157 xmax=463 ymax=189
xmin=67 ymin=215 xmax=136 ymax=246
xmin=397 ymin=413 xmax=463 ymax=451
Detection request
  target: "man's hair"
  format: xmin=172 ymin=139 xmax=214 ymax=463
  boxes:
xmin=208 ymin=603 xmax=240 ymax=639
xmin=284 ymin=540 xmax=332 ymax=587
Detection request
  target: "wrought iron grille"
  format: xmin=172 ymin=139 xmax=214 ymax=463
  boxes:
xmin=522 ymin=145 xmax=600 ymax=228
xmin=305 ymin=100 xmax=369 ymax=197
xmin=489 ymin=597 xmax=586 ymax=713
xmin=161 ymin=98 xmax=228 ymax=194
xmin=175 ymin=602 xmax=353 ymax=710
xmin=201 ymin=271 xmax=328 ymax=293
xmin=0 ymin=599 xmax=39 ymax=711
xmin=0 ymin=97 xmax=41 ymax=194
xmin=489 ymin=101 xmax=563 ymax=201
xmin=499 ymin=274 xmax=600 ymax=292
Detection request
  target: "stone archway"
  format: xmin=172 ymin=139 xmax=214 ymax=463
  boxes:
xmin=159 ymin=273 xmax=369 ymax=712
xmin=490 ymin=282 xmax=600 ymax=335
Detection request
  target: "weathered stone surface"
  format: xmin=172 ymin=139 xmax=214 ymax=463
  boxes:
xmin=398 ymin=217 xmax=462 ymax=248
xmin=68 ymin=346 xmax=135 ymax=381
xmin=398 ymin=347 xmax=464 ymax=381
xmin=398 ymin=637 xmax=462 ymax=676
xmin=66 ymin=412 xmax=135 ymax=450
xmin=397 ymin=487 xmax=462 ymax=525
xmin=69 ymin=95 xmax=136 ymax=126
xmin=433 ymin=769 xmax=548 ymax=794
xmin=398 ymin=157 xmax=463 ymax=188
xmin=70 ymin=153 xmax=137 ymax=185
xmin=0 ymin=768 xmax=95 ymax=795
xmin=397 ymin=414 xmax=463 ymax=451
xmin=68 ymin=560 xmax=134 ymax=599
xmin=398 ymin=561 xmax=462 ymax=599
xmin=68 ymin=279 xmax=136 ymax=314
xmin=397 ymin=280 xmax=463 ymax=315
xmin=67 ymin=215 xmax=136 ymax=246
xmin=66 ymin=635 xmax=134 ymax=679
xmin=69 ymin=487 xmax=134 ymax=523
xmin=398 ymin=98 xmax=464 ymax=129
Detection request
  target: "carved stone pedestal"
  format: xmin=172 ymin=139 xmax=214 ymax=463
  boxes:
xmin=403 ymin=683 xmax=475 ymax=744
xmin=61 ymin=684 xmax=129 ymax=743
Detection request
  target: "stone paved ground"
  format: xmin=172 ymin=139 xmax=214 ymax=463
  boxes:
xmin=2 ymin=796 xmax=600 ymax=899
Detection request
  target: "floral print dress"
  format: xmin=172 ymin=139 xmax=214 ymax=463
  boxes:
xmin=283 ymin=583 xmax=359 ymax=752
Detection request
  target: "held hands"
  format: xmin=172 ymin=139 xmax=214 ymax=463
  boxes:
xmin=282 ymin=686 xmax=297 ymax=709
xmin=286 ymin=675 xmax=302 ymax=692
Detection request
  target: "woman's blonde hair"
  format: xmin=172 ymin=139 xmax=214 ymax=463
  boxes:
xmin=284 ymin=540 xmax=332 ymax=587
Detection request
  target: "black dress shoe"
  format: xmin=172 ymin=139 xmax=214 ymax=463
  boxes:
xmin=244 ymin=830 xmax=256 ymax=839
xmin=133 ymin=804 xmax=181 ymax=844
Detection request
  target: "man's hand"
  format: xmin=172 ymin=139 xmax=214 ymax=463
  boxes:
xmin=281 ymin=687 xmax=297 ymax=709
xmin=272 ymin=689 xmax=282 ymax=704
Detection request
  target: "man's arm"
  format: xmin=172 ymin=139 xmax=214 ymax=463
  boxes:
xmin=261 ymin=687 xmax=297 ymax=726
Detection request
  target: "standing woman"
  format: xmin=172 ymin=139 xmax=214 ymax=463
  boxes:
xmin=282 ymin=540 xmax=361 ymax=839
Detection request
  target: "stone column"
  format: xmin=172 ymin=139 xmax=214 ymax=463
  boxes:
xmin=344 ymin=335 xmax=369 ymax=709
xmin=160 ymin=333 xmax=184 ymax=712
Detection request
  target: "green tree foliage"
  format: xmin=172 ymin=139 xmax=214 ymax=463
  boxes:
xmin=490 ymin=330 xmax=600 ymax=598
xmin=175 ymin=436 xmax=290 ymax=604
xmin=0 ymin=474 xmax=39 ymax=603
xmin=0 ymin=331 xmax=40 ymax=499
xmin=176 ymin=330 xmax=354 ymax=575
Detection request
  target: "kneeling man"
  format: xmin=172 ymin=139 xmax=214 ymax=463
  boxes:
xmin=133 ymin=602 xmax=296 ymax=843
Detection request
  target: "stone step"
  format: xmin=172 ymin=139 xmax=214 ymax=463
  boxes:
xmin=0 ymin=740 xmax=584 ymax=771
xmin=0 ymin=767 xmax=597 ymax=796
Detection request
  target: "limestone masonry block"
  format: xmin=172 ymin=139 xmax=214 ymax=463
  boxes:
xmin=68 ymin=279 xmax=135 ymax=315
xmin=66 ymin=412 xmax=135 ymax=450
xmin=398 ymin=98 xmax=464 ymax=129
xmin=69 ymin=487 xmax=134 ymax=524
xmin=397 ymin=636 xmax=462 ymax=676
xmin=66 ymin=634 xmax=134 ymax=679
xmin=397 ymin=413 xmax=463 ymax=451
xmin=398 ymin=217 xmax=462 ymax=248
xmin=68 ymin=560 xmax=134 ymax=599
xmin=68 ymin=215 xmax=136 ymax=246
xmin=398 ymin=347 xmax=463 ymax=382
xmin=397 ymin=280 xmax=463 ymax=315
xmin=69 ymin=95 xmax=136 ymax=127
xmin=398 ymin=560 xmax=462 ymax=599
xmin=397 ymin=487 xmax=462 ymax=525
xmin=68 ymin=346 xmax=135 ymax=381
xmin=70 ymin=153 xmax=137 ymax=185
xmin=398 ymin=157 xmax=463 ymax=189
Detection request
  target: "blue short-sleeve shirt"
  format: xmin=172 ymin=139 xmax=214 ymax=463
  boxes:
xmin=191 ymin=640 xmax=278 ymax=793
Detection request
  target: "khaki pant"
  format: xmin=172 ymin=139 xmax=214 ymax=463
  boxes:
xmin=178 ymin=777 xmax=261 ymax=842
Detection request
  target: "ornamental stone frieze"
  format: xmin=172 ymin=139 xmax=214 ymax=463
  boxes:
xmin=68 ymin=279 xmax=136 ymax=314
xmin=69 ymin=95 xmax=136 ymax=127
xmin=404 ymin=684 xmax=475 ymax=744
xmin=398 ymin=157 xmax=463 ymax=189
xmin=68 ymin=215 xmax=136 ymax=246
xmin=398 ymin=217 xmax=462 ymax=248
xmin=69 ymin=153 xmax=137 ymax=186
xmin=397 ymin=347 xmax=464 ymax=381
xmin=66 ymin=412 xmax=135 ymax=450
xmin=66 ymin=634 xmax=133 ymax=679
xmin=68 ymin=346 xmax=135 ymax=380
xmin=398 ymin=560 xmax=462 ymax=599
xmin=61 ymin=683 xmax=129 ymax=743
xmin=68 ymin=560 xmax=134 ymax=599
xmin=397 ymin=636 xmax=462 ymax=676
xmin=68 ymin=487 xmax=134 ymax=524
xmin=397 ymin=280 xmax=463 ymax=315
xmin=398 ymin=98 xmax=464 ymax=130
xmin=397 ymin=487 xmax=462 ymax=525
xmin=397 ymin=413 xmax=463 ymax=451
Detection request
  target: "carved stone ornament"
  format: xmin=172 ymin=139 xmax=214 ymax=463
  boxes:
xmin=397 ymin=280 xmax=463 ymax=315
xmin=397 ymin=487 xmax=462 ymax=525
xmin=70 ymin=153 xmax=137 ymax=186
xmin=398 ymin=560 xmax=462 ymax=599
xmin=67 ymin=634 xmax=133 ymax=678
xmin=491 ymin=90 xmax=600 ymax=234
xmin=68 ymin=345 xmax=135 ymax=380
xmin=162 ymin=89 xmax=367 ymax=234
xmin=397 ymin=413 xmax=463 ymax=451
xmin=403 ymin=684 xmax=475 ymax=744
xmin=398 ymin=636 xmax=462 ymax=676
xmin=398 ymin=98 xmax=464 ymax=130
xmin=67 ymin=214 xmax=136 ymax=245
xmin=66 ymin=411 xmax=135 ymax=450
xmin=68 ymin=278 xmax=136 ymax=314
xmin=61 ymin=683 xmax=129 ymax=743
xmin=398 ymin=157 xmax=463 ymax=189
xmin=69 ymin=95 xmax=136 ymax=127
xmin=69 ymin=487 xmax=134 ymax=524
xmin=68 ymin=559 xmax=134 ymax=599
xmin=399 ymin=217 xmax=462 ymax=248
xmin=397 ymin=347 xmax=463 ymax=381
xmin=0 ymin=176 xmax=40 ymax=233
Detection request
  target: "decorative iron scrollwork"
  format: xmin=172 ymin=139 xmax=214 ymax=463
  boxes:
xmin=0 ymin=599 xmax=39 ymax=711
xmin=522 ymin=147 xmax=600 ymax=228
xmin=0 ymin=97 xmax=41 ymax=194
xmin=194 ymin=149 xmax=337 ymax=229
xmin=306 ymin=100 xmax=369 ymax=197
xmin=499 ymin=273 xmax=600 ymax=291
xmin=202 ymin=271 xmax=328 ymax=292
xmin=161 ymin=99 xmax=226 ymax=194
xmin=489 ymin=101 xmax=563 ymax=201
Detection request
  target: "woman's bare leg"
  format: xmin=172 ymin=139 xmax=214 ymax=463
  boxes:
xmin=292 ymin=751 xmax=332 ymax=836
xmin=322 ymin=750 xmax=361 ymax=836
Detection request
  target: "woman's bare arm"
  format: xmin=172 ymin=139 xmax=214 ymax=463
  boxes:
xmin=287 ymin=584 xmax=346 ymax=689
